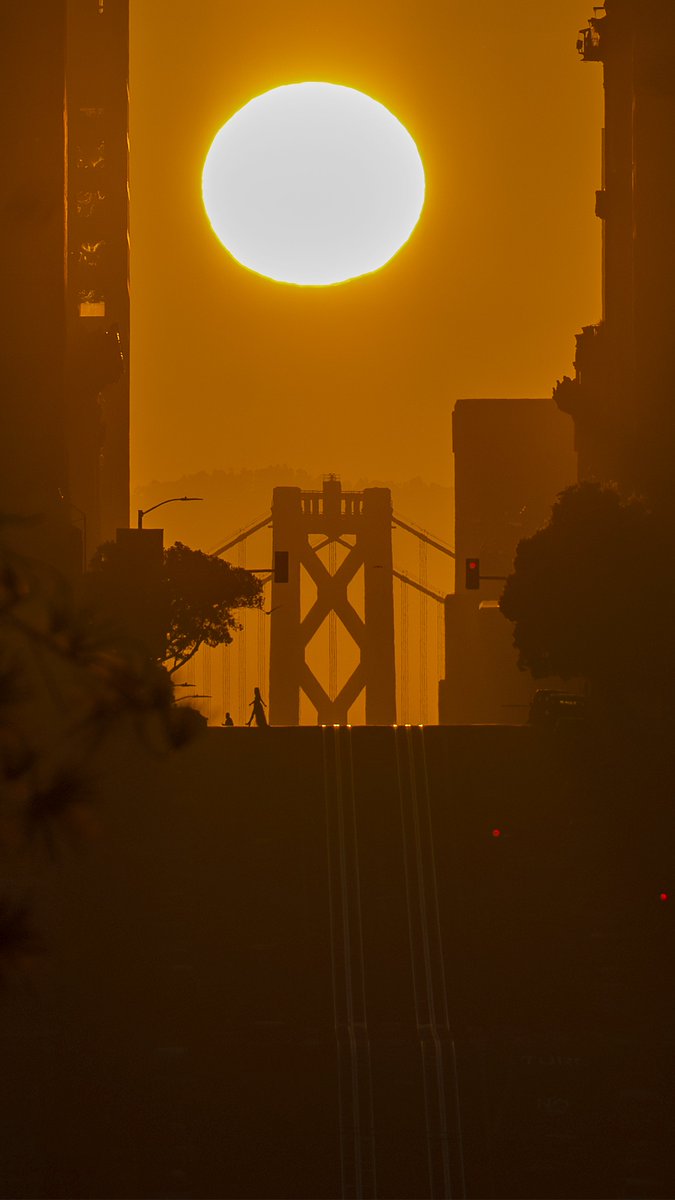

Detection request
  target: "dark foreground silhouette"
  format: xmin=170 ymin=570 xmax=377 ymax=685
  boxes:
xmin=246 ymin=686 xmax=268 ymax=727
xmin=3 ymin=721 xmax=672 ymax=1200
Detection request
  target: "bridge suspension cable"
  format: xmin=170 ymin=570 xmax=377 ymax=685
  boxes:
xmin=399 ymin=573 xmax=409 ymax=723
xmin=328 ymin=540 xmax=338 ymax=701
xmin=210 ymin=512 xmax=271 ymax=558
xmin=392 ymin=513 xmax=455 ymax=559
xmin=392 ymin=569 xmax=445 ymax=603
xmin=221 ymin=641 xmax=231 ymax=722
xmin=419 ymin=539 xmax=428 ymax=724
xmin=238 ymin=539 xmax=247 ymax=721
xmin=391 ymin=512 xmax=453 ymax=724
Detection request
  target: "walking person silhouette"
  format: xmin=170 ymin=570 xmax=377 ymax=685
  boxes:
xmin=246 ymin=687 xmax=268 ymax=727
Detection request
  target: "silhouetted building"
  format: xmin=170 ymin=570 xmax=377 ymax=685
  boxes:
xmin=0 ymin=1 xmax=130 ymax=571
xmin=113 ymin=527 xmax=167 ymax=659
xmin=439 ymin=399 xmax=576 ymax=725
xmin=556 ymin=0 xmax=675 ymax=502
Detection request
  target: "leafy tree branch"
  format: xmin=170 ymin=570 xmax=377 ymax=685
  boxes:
xmin=500 ymin=483 xmax=675 ymax=703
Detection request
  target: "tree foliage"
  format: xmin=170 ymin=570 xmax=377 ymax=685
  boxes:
xmin=0 ymin=530 xmax=203 ymax=983
xmin=500 ymin=483 xmax=675 ymax=696
xmin=163 ymin=542 xmax=263 ymax=673
xmin=88 ymin=540 xmax=263 ymax=674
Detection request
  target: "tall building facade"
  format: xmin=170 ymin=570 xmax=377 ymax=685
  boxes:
xmin=439 ymin=400 xmax=576 ymax=725
xmin=555 ymin=0 xmax=675 ymax=502
xmin=0 ymin=0 xmax=129 ymax=570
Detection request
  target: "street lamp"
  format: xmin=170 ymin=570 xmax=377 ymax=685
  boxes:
xmin=137 ymin=496 xmax=204 ymax=529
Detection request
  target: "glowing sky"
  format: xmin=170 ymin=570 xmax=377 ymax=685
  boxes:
xmin=202 ymin=83 xmax=425 ymax=286
xmin=130 ymin=1 xmax=602 ymax=499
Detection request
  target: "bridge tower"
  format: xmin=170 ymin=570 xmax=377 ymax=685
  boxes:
xmin=269 ymin=479 xmax=396 ymax=725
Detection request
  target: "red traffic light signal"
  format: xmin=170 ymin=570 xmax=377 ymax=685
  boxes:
xmin=465 ymin=558 xmax=480 ymax=590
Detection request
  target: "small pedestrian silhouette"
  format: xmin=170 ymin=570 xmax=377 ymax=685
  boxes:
xmin=223 ymin=712 xmax=234 ymax=726
xmin=246 ymin=687 xmax=268 ymax=727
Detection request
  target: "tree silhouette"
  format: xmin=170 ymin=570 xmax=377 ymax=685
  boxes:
xmin=163 ymin=542 xmax=263 ymax=673
xmin=88 ymin=540 xmax=263 ymax=674
xmin=0 ymin=529 xmax=202 ymax=984
xmin=500 ymin=483 xmax=675 ymax=701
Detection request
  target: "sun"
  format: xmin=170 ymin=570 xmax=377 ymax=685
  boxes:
xmin=201 ymin=82 xmax=425 ymax=286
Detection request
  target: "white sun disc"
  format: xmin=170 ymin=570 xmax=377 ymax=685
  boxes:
xmin=202 ymin=82 xmax=425 ymax=286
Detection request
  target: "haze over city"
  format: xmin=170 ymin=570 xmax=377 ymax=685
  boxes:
xmin=1 ymin=3 xmax=674 ymax=1197
xmin=130 ymin=0 xmax=602 ymax=496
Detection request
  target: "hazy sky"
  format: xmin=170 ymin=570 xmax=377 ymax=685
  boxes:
xmin=130 ymin=0 xmax=603 ymax=492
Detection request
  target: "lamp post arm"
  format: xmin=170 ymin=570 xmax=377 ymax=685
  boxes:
xmin=137 ymin=496 xmax=204 ymax=528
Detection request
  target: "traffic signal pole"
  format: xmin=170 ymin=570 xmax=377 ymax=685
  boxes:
xmin=465 ymin=557 xmax=507 ymax=588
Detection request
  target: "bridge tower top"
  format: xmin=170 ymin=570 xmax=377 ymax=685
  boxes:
xmin=269 ymin=478 xmax=396 ymax=726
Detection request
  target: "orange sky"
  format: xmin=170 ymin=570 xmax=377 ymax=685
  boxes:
xmin=130 ymin=0 xmax=603 ymax=495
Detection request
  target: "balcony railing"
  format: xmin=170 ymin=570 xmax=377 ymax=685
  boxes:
xmin=300 ymin=493 xmax=364 ymax=518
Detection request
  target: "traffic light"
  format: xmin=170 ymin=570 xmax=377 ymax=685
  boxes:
xmin=273 ymin=550 xmax=289 ymax=584
xmin=465 ymin=557 xmax=480 ymax=589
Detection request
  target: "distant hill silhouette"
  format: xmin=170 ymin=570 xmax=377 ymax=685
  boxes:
xmin=133 ymin=467 xmax=454 ymax=572
xmin=134 ymin=467 xmax=454 ymax=727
